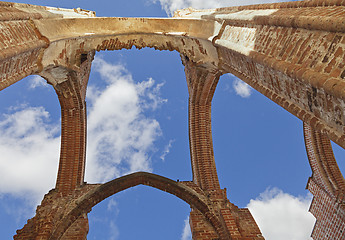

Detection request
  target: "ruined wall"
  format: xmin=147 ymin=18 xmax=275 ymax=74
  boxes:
xmin=1 ymin=0 xmax=345 ymax=239
xmin=14 ymin=185 xmax=97 ymax=240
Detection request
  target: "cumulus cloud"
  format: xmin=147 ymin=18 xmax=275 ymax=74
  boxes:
xmin=247 ymin=188 xmax=315 ymax=240
xmin=233 ymin=79 xmax=252 ymax=98
xmin=85 ymin=57 xmax=166 ymax=183
xmin=0 ymin=106 xmax=60 ymax=202
xmin=152 ymin=0 xmax=287 ymax=16
xmin=181 ymin=216 xmax=192 ymax=240
xmin=179 ymin=188 xmax=313 ymax=240
xmin=0 ymin=56 xmax=166 ymax=206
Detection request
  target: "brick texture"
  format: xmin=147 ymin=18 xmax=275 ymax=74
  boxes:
xmin=183 ymin=56 xmax=221 ymax=191
xmin=182 ymin=57 xmax=264 ymax=239
xmin=14 ymin=185 xmax=96 ymax=240
xmin=2 ymin=1 xmax=345 ymax=239
xmin=0 ymin=19 xmax=47 ymax=90
xmin=52 ymin=51 xmax=94 ymax=196
xmin=304 ymin=123 xmax=345 ymax=240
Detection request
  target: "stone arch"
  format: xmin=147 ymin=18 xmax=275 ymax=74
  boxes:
xmin=50 ymin=172 xmax=230 ymax=240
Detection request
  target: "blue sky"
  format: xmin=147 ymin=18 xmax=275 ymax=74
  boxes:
xmin=1 ymin=0 xmax=344 ymax=239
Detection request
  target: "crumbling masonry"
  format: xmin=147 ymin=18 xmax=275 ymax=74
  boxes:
xmin=1 ymin=0 xmax=345 ymax=239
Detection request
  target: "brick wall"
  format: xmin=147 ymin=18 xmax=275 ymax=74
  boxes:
xmin=213 ymin=6 xmax=345 ymax=149
xmin=2 ymin=1 xmax=345 ymax=239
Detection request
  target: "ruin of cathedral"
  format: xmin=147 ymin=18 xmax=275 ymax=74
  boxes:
xmin=0 ymin=0 xmax=345 ymax=239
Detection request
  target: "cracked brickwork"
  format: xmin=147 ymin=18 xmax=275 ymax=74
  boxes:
xmin=1 ymin=0 xmax=345 ymax=239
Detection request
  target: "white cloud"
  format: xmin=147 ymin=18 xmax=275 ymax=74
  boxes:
xmin=137 ymin=78 xmax=167 ymax=110
xmin=0 ymin=195 xmax=38 ymax=223
xmin=160 ymin=139 xmax=175 ymax=161
xmin=152 ymin=0 xmax=287 ymax=16
xmin=28 ymin=75 xmax=49 ymax=89
xmin=0 ymin=106 xmax=60 ymax=203
xmin=233 ymin=79 xmax=252 ymax=98
xmin=85 ymin=56 xmax=165 ymax=183
xmin=181 ymin=216 xmax=192 ymax=240
xmin=107 ymin=198 xmax=119 ymax=213
xmin=0 ymin=56 xmax=166 ymax=207
xmin=108 ymin=220 xmax=120 ymax=240
xmin=247 ymin=188 xmax=315 ymax=240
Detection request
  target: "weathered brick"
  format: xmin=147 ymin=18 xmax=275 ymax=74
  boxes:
xmin=4 ymin=1 xmax=345 ymax=240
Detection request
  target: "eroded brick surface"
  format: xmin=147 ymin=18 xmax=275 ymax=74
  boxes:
xmin=0 ymin=20 xmax=47 ymax=90
xmin=304 ymin=123 xmax=345 ymax=240
xmin=14 ymin=185 xmax=97 ymax=240
xmin=2 ymin=1 xmax=345 ymax=239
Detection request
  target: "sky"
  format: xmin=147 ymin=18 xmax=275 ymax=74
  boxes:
xmin=1 ymin=0 xmax=345 ymax=239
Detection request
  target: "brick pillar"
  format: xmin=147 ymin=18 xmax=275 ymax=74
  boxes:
xmin=182 ymin=57 xmax=264 ymax=240
xmin=183 ymin=57 xmax=221 ymax=191
xmin=304 ymin=123 xmax=345 ymax=240
xmin=40 ymin=51 xmax=94 ymax=196
xmin=54 ymin=75 xmax=88 ymax=195
xmin=189 ymin=210 xmax=220 ymax=240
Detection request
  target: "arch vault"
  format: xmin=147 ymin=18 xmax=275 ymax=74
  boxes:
xmin=1 ymin=1 xmax=345 ymax=239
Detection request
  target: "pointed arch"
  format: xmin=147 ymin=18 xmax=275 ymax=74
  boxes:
xmin=49 ymin=172 xmax=231 ymax=240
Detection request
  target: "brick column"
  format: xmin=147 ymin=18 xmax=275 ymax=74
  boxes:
xmin=40 ymin=52 xmax=94 ymax=196
xmin=182 ymin=57 xmax=264 ymax=240
xmin=183 ymin=57 xmax=221 ymax=191
xmin=54 ymin=75 xmax=87 ymax=195
xmin=304 ymin=123 xmax=345 ymax=240
xmin=189 ymin=192 xmax=264 ymax=240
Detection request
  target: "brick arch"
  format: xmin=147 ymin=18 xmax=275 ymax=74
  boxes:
xmin=49 ymin=172 xmax=231 ymax=240
xmin=303 ymin=123 xmax=345 ymax=239
xmin=4 ymin=2 xmax=345 ymax=239
xmin=304 ymin=123 xmax=345 ymax=197
xmin=34 ymin=17 xmax=219 ymax=75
